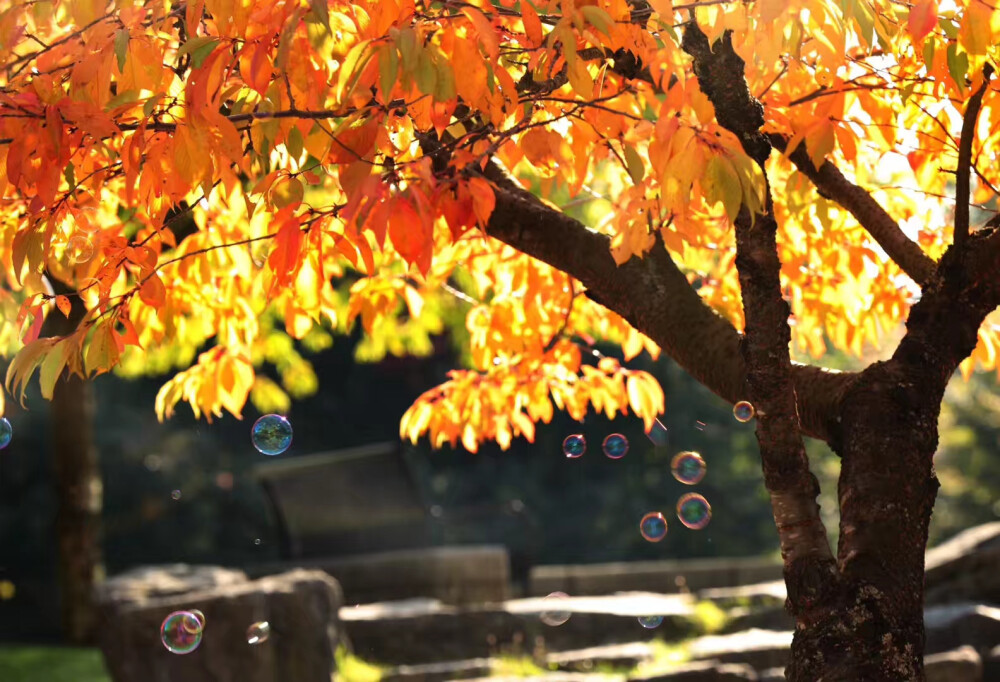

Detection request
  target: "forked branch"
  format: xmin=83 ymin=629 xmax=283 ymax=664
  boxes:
xmin=770 ymin=135 xmax=938 ymax=286
xmin=955 ymin=64 xmax=995 ymax=248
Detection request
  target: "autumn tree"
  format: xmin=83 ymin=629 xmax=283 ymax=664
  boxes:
xmin=1 ymin=0 xmax=999 ymax=677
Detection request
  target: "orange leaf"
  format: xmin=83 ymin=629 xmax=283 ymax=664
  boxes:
xmin=466 ymin=177 xmax=496 ymax=226
xmin=521 ymin=2 xmax=544 ymax=48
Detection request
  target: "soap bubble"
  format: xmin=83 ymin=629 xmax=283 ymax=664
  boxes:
xmin=562 ymin=434 xmax=586 ymax=459
xmin=733 ymin=401 xmax=755 ymax=422
xmin=0 ymin=417 xmax=11 ymax=449
xmin=639 ymin=512 xmax=668 ymax=542
xmin=602 ymin=433 xmax=629 ymax=459
xmin=188 ymin=610 xmax=205 ymax=631
xmin=645 ymin=419 xmax=668 ymax=447
xmin=252 ymin=414 xmax=293 ymax=455
xmin=160 ymin=611 xmax=203 ymax=654
xmin=671 ymin=451 xmax=706 ymax=485
xmin=677 ymin=493 xmax=712 ymax=530
xmin=170 ymin=490 xmax=182 ymax=501
xmin=638 ymin=615 xmax=664 ymax=629
xmin=247 ymin=621 xmax=270 ymax=645
xmin=539 ymin=592 xmax=571 ymax=627
xmin=66 ymin=234 xmax=95 ymax=264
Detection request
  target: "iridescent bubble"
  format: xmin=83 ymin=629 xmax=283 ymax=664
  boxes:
xmin=562 ymin=434 xmax=586 ymax=459
xmin=188 ymin=610 xmax=206 ymax=632
xmin=160 ymin=611 xmax=203 ymax=654
xmin=677 ymin=493 xmax=712 ymax=530
xmin=638 ymin=615 xmax=664 ymax=629
xmin=645 ymin=419 xmax=668 ymax=448
xmin=0 ymin=417 xmax=11 ymax=450
xmin=639 ymin=512 xmax=668 ymax=542
xmin=247 ymin=621 xmax=270 ymax=645
xmin=539 ymin=592 xmax=571 ymax=627
xmin=671 ymin=451 xmax=706 ymax=485
xmin=170 ymin=490 xmax=182 ymax=501
xmin=252 ymin=414 xmax=293 ymax=455
xmin=602 ymin=433 xmax=629 ymax=459
xmin=733 ymin=401 xmax=755 ymax=423
xmin=66 ymin=234 xmax=95 ymax=264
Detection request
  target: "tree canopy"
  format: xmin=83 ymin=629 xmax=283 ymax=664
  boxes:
xmin=0 ymin=0 xmax=998 ymax=452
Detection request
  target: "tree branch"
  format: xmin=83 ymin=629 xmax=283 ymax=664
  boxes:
xmin=955 ymin=65 xmax=994 ymax=248
xmin=770 ymin=135 xmax=938 ymax=286
xmin=480 ymin=161 xmax=854 ymax=444
xmin=680 ymin=22 xmax=837 ymax=628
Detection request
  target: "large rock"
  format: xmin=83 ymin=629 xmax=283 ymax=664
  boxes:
xmin=547 ymin=642 xmax=656 ymax=672
xmin=688 ymin=630 xmax=792 ymax=672
xmin=925 ymin=522 xmax=1000 ymax=605
xmin=382 ymin=658 xmax=494 ymax=682
xmin=531 ymin=558 xmax=782 ymax=597
xmin=94 ymin=566 xmax=344 ymax=682
xmin=342 ymin=593 xmax=698 ymax=664
xmin=924 ymin=646 xmax=982 ymax=682
xmin=629 ymin=660 xmax=758 ymax=680
xmin=697 ymin=582 xmax=786 ymax=610
xmin=925 ymin=603 xmax=1000 ymax=655
xmin=249 ymin=545 xmax=510 ymax=605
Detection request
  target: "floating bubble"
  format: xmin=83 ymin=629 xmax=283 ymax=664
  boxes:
xmin=66 ymin=234 xmax=95 ymax=264
xmin=252 ymin=414 xmax=293 ymax=455
xmin=639 ymin=512 xmax=668 ymax=542
xmin=0 ymin=417 xmax=11 ymax=450
xmin=733 ymin=401 xmax=755 ymax=423
xmin=539 ymin=592 xmax=571 ymax=627
xmin=160 ymin=611 xmax=203 ymax=654
xmin=562 ymin=434 xmax=586 ymax=459
xmin=188 ymin=610 xmax=206 ymax=632
xmin=645 ymin=419 xmax=669 ymax=447
xmin=602 ymin=433 xmax=629 ymax=459
xmin=671 ymin=451 xmax=706 ymax=485
xmin=677 ymin=493 xmax=712 ymax=530
xmin=638 ymin=615 xmax=664 ymax=629
xmin=170 ymin=490 xmax=182 ymax=501
xmin=247 ymin=621 xmax=270 ymax=645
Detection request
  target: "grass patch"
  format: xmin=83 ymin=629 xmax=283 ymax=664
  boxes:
xmin=691 ymin=600 xmax=729 ymax=634
xmin=334 ymin=647 xmax=383 ymax=682
xmin=491 ymin=654 xmax=547 ymax=678
xmin=0 ymin=647 xmax=110 ymax=682
xmin=633 ymin=639 xmax=693 ymax=677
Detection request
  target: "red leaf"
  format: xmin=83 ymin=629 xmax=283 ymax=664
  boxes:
xmin=388 ymin=197 xmax=430 ymax=269
xmin=268 ymin=215 xmax=305 ymax=286
xmin=907 ymin=0 xmax=938 ymax=44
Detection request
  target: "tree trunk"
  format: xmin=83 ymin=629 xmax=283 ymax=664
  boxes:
xmin=51 ymin=369 xmax=101 ymax=643
xmin=786 ymin=367 xmax=940 ymax=681
xmin=43 ymin=281 xmax=102 ymax=644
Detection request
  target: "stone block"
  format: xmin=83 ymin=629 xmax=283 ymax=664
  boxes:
xmin=94 ymin=566 xmax=343 ymax=682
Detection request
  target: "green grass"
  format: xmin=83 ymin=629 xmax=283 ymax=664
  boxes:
xmin=0 ymin=647 xmax=111 ymax=682
xmin=691 ymin=600 xmax=729 ymax=634
xmin=334 ymin=647 xmax=383 ymax=682
xmin=490 ymin=654 xmax=547 ymax=678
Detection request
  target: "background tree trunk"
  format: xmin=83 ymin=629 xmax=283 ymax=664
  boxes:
xmin=44 ymin=282 xmax=102 ymax=644
xmin=51 ymin=368 xmax=101 ymax=644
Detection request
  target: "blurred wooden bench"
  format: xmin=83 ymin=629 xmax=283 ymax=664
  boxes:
xmin=252 ymin=442 xmax=510 ymax=605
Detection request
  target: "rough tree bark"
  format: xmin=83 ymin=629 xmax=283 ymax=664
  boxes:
xmin=477 ymin=22 xmax=1000 ymax=682
xmin=43 ymin=281 xmax=102 ymax=644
